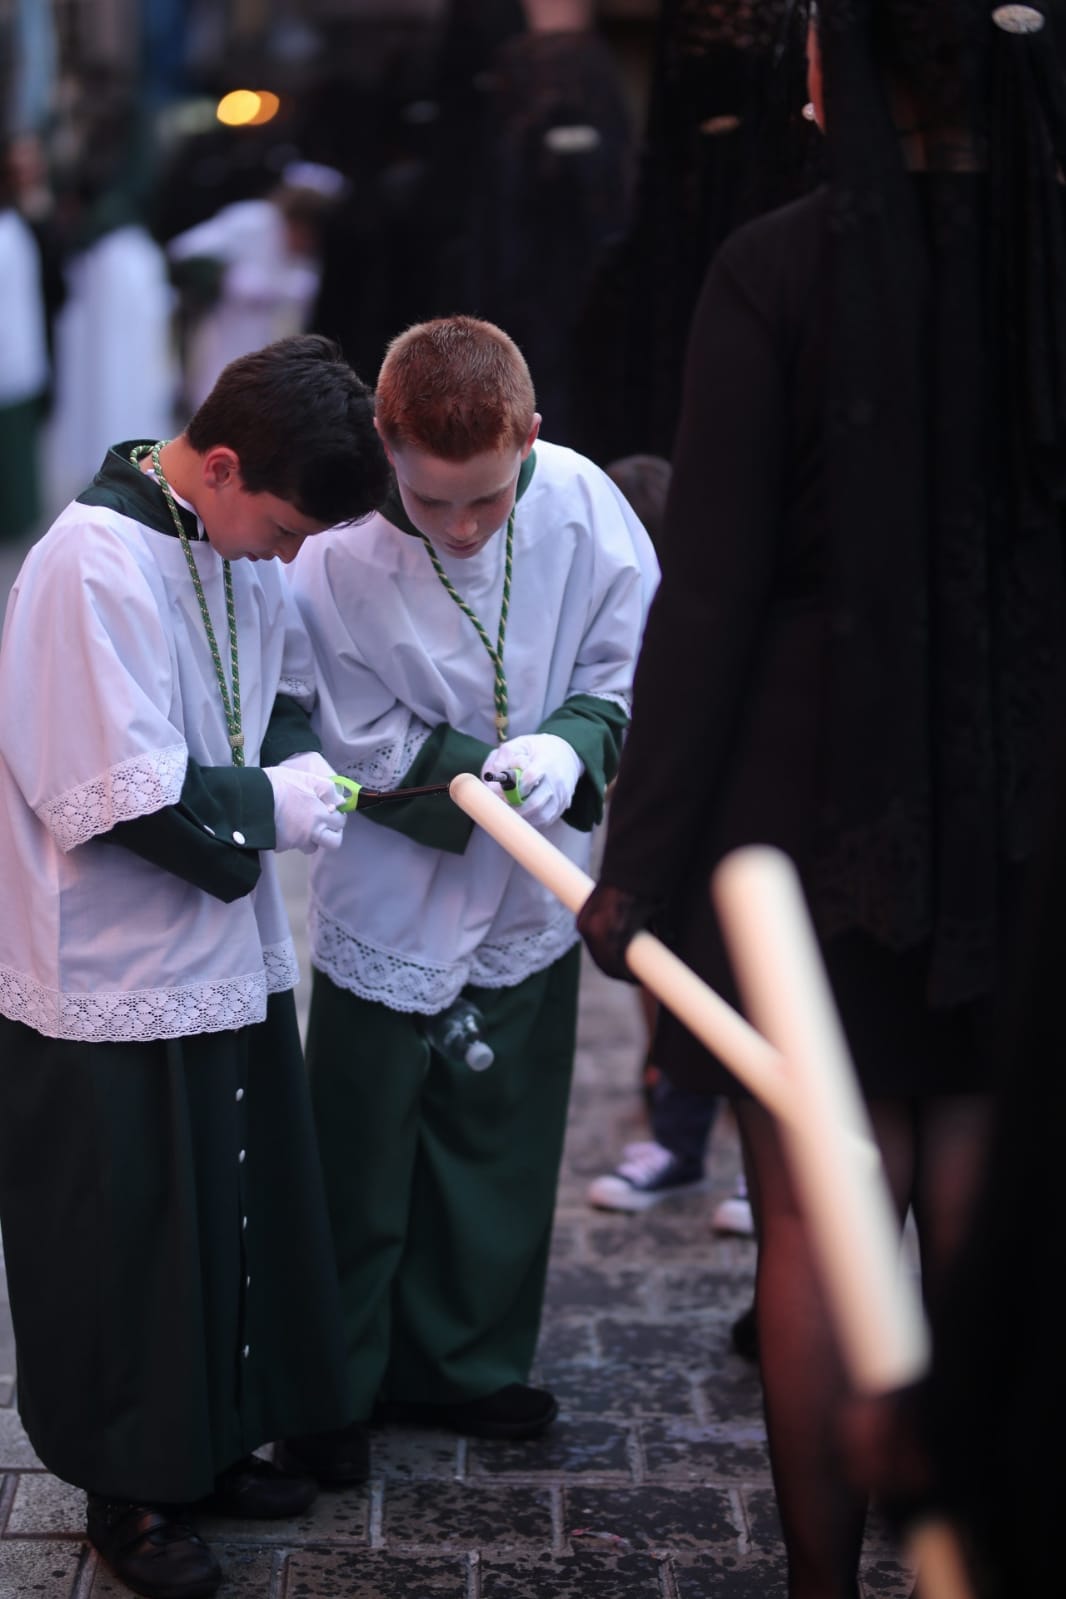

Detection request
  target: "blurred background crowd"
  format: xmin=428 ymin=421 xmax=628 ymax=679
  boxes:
xmin=0 ymin=0 xmax=820 ymax=545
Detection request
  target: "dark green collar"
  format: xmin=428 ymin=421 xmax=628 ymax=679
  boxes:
xmin=381 ymin=448 xmax=538 ymax=540
xmin=76 ymin=441 xmax=203 ymax=541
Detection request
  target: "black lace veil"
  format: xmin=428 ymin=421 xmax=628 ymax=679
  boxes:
xmin=810 ymin=0 xmax=1066 ymax=1006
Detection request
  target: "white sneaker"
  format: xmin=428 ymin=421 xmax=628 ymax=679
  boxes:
xmin=586 ymin=1140 xmax=707 ymax=1213
xmin=711 ymin=1177 xmax=755 ymax=1236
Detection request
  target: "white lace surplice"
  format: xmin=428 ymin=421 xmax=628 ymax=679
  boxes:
xmin=292 ymin=439 xmax=659 ymax=1013
xmin=0 ymin=502 xmax=313 ymax=1041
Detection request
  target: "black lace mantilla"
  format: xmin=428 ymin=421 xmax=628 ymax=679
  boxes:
xmin=811 ymin=0 xmax=1066 ymax=1007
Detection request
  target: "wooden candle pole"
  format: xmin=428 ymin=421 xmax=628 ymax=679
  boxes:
xmin=712 ymin=846 xmax=971 ymax=1599
xmin=450 ymin=774 xmax=796 ymax=1126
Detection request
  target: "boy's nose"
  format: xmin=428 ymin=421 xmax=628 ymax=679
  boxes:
xmin=446 ymin=512 xmax=478 ymax=541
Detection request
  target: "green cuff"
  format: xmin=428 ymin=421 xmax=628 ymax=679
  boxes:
xmin=361 ymin=723 xmax=493 ymax=854
xmin=259 ymin=694 xmax=323 ymax=766
xmin=102 ymin=760 xmax=276 ymax=902
xmin=537 ymin=694 xmax=629 ymax=831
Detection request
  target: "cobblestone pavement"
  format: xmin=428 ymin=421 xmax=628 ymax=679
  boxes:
xmin=0 ymin=937 xmax=912 ymax=1599
xmin=1 ymin=531 xmax=911 ymax=1597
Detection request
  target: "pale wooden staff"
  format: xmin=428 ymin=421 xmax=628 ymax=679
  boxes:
xmin=448 ymin=776 xmax=972 ymax=1599
xmin=451 ymin=773 xmax=838 ymax=1138
xmin=712 ymin=846 xmax=971 ymax=1599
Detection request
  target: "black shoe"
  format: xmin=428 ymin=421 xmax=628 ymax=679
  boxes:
xmin=731 ymin=1303 xmax=759 ymax=1362
xmin=381 ymin=1382 xmax=559 ymax=1440
xmin=197 ymin=1455 xmax=317 ymax=1519
xmin=274 ymin=1421 xmax=371 ymax=1487
xmin=87 ymin=1496 xmax=222 ymax=1599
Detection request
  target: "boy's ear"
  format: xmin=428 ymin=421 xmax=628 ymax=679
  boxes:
xmin=201 ymin=446 xmax=243 ymax=489
xmin=373 ymin=416 xmax=396 ymax=467
xmin=521 ymin=414 xmax=542 ymax=459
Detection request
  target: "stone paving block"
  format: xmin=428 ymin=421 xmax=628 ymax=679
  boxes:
xmin=564 ymin=1484 xmax=736 ymax=1551
xmin=542 ymin=1265 xmax=648 ymax=1316
xmin=532 ymin=1320 xmax=597 ymax=1367
xmin=0 ymin=1381 xmax=12 ymax=1411
xmin=384 ymin=1480 xmax=552 ymax=1547
xmin=741 ymin=1490 xmax=911 ymax=1594
xmin=694 ymin=1365 xmax=765 ymax=1425
xmin=860 ymin=1554 xmax=915 ymax=1598
xmin=372 ymin=1426 xmax=459 ymax=1479
xmin=469 ymin=1419 xmax=631 ymax=1478
xmin=0 ymin=1410 xmax=43 ymax=1469
xmin=88 ymin=1542 xmax=277 ymax=1596
xmin=742 ymin=1488 xmax=783 ymax=1552
xmin=587 ymin=1214 xmax=718 ymax=1264
xmin=5 ymin=1473 xmax=83 ymax=1536
xmin=481 ymin=1548 xmax=664 ymax=1596
xmin=858 ymin=1511 xmax=913 ymax=1597
xmin=640 ymin=1420 xmax=771 ymax=1484
xmin=0 ymin=1537 xmax=82 ymax=1597
xmin=544 ymin=1360 xmax=698 ymax=1420
xmin=671 ymin=1551 xmax=787 ymax=1598
xmin=284 ymin=1547 xmax=466 ymax=1597
xmin=542 ymin=1221 xmax=582 ymax=1262
xmin=656 ymin=1268 xmax=756 ymax=1317
xmin=192 ymin=1485 xmax=369 ymax=1545
xmin=596 ymin=1316 xmax=723 ymax=1368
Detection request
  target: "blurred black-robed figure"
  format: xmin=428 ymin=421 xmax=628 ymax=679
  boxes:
xmin=580 ymin=4 xmax=1066 ymax=1595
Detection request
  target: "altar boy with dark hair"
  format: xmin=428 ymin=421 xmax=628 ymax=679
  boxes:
xmin=0 ymin=334 xmax=390 ymax=1599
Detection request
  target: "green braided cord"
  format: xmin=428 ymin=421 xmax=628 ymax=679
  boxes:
xmin=130 ymin=443 xmax=244 ymax=766
xmin=416 ymin=506 xmax=515 ymax=743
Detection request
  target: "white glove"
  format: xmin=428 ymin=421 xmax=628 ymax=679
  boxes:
xmin=481 ymin=734 xmax=584 ymax=828
xmin=278 ymin=749 xmax=336 ymax=782
xmin=264 ymin=764 xmax=345 ymax=854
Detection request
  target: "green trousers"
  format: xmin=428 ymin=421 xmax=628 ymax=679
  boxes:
xmin=305 ymin=947 xmax=580 ymax=1416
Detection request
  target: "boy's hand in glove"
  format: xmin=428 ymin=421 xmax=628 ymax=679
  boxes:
xmin=481 ymin=734 xmax=584 ymax=828
xmin=264 ymin=763 xmax=345 ymax=854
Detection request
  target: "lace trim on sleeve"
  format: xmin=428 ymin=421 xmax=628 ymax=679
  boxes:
xmin=262 ymin=937 xmax=300 ymax=994
xmin=309 ymin=902 xmax=464 ymax=1012
xmin=40 ymin=743 xmax=188 ymax=853
xmin=0 ymin=962 xmax=268 ymax=1041
xmin=470 ymin=904 xmax=579 ymax=988
xmin=338 ymin=719 xmax=433 ymax=792
xmin=278 ymin=674 xmax=315 ymax=706
xmin=592 ymin=690 xmax=632 ymax=717
xmin=308 ymin=899 xmax=578 ymax=1011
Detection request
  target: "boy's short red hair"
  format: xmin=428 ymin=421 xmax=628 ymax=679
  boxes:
xmin=375 ymin=316 xmax=537 ymax=460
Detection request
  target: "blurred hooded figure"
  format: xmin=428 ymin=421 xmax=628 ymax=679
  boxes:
xmin=580 ymin=4 xmax=1066 ymax=1594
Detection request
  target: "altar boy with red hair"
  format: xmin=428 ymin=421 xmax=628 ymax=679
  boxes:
xmin=282 ymin=315 xmax=657 ymax=1481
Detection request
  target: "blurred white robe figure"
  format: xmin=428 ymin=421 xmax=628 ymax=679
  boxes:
xmin=167 ymin=166 xmax=343 ymax=414
xmin=0 ymin=206 xmax=49 ymax=541
xmin=45 ymin=223 xmax=177 ymax=511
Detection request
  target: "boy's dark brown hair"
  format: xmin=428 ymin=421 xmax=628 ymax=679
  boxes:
xmin=375 ymin=316 xmax=537 ymax=461
xmin=187 ymin=334 xmax=390 ymax=526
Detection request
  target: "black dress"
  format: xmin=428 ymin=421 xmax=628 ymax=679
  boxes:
xmin=599 ymin=184 xmax=1062 ymax=1098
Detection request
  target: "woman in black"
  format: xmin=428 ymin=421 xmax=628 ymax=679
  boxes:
xmin=580 ymin=4 xmax=1066 ymax=1595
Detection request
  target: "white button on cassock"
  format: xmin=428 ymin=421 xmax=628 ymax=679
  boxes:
xmin=243 ymin=1345 xmax=250 ymax=1358
xmin=238 ymin=1149 xmax=246 ymax=1163
xmin=232 ymin=829 xmax=246 ymax=845
xmin=235 ymin=1087 xmax=244 ymax=1102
